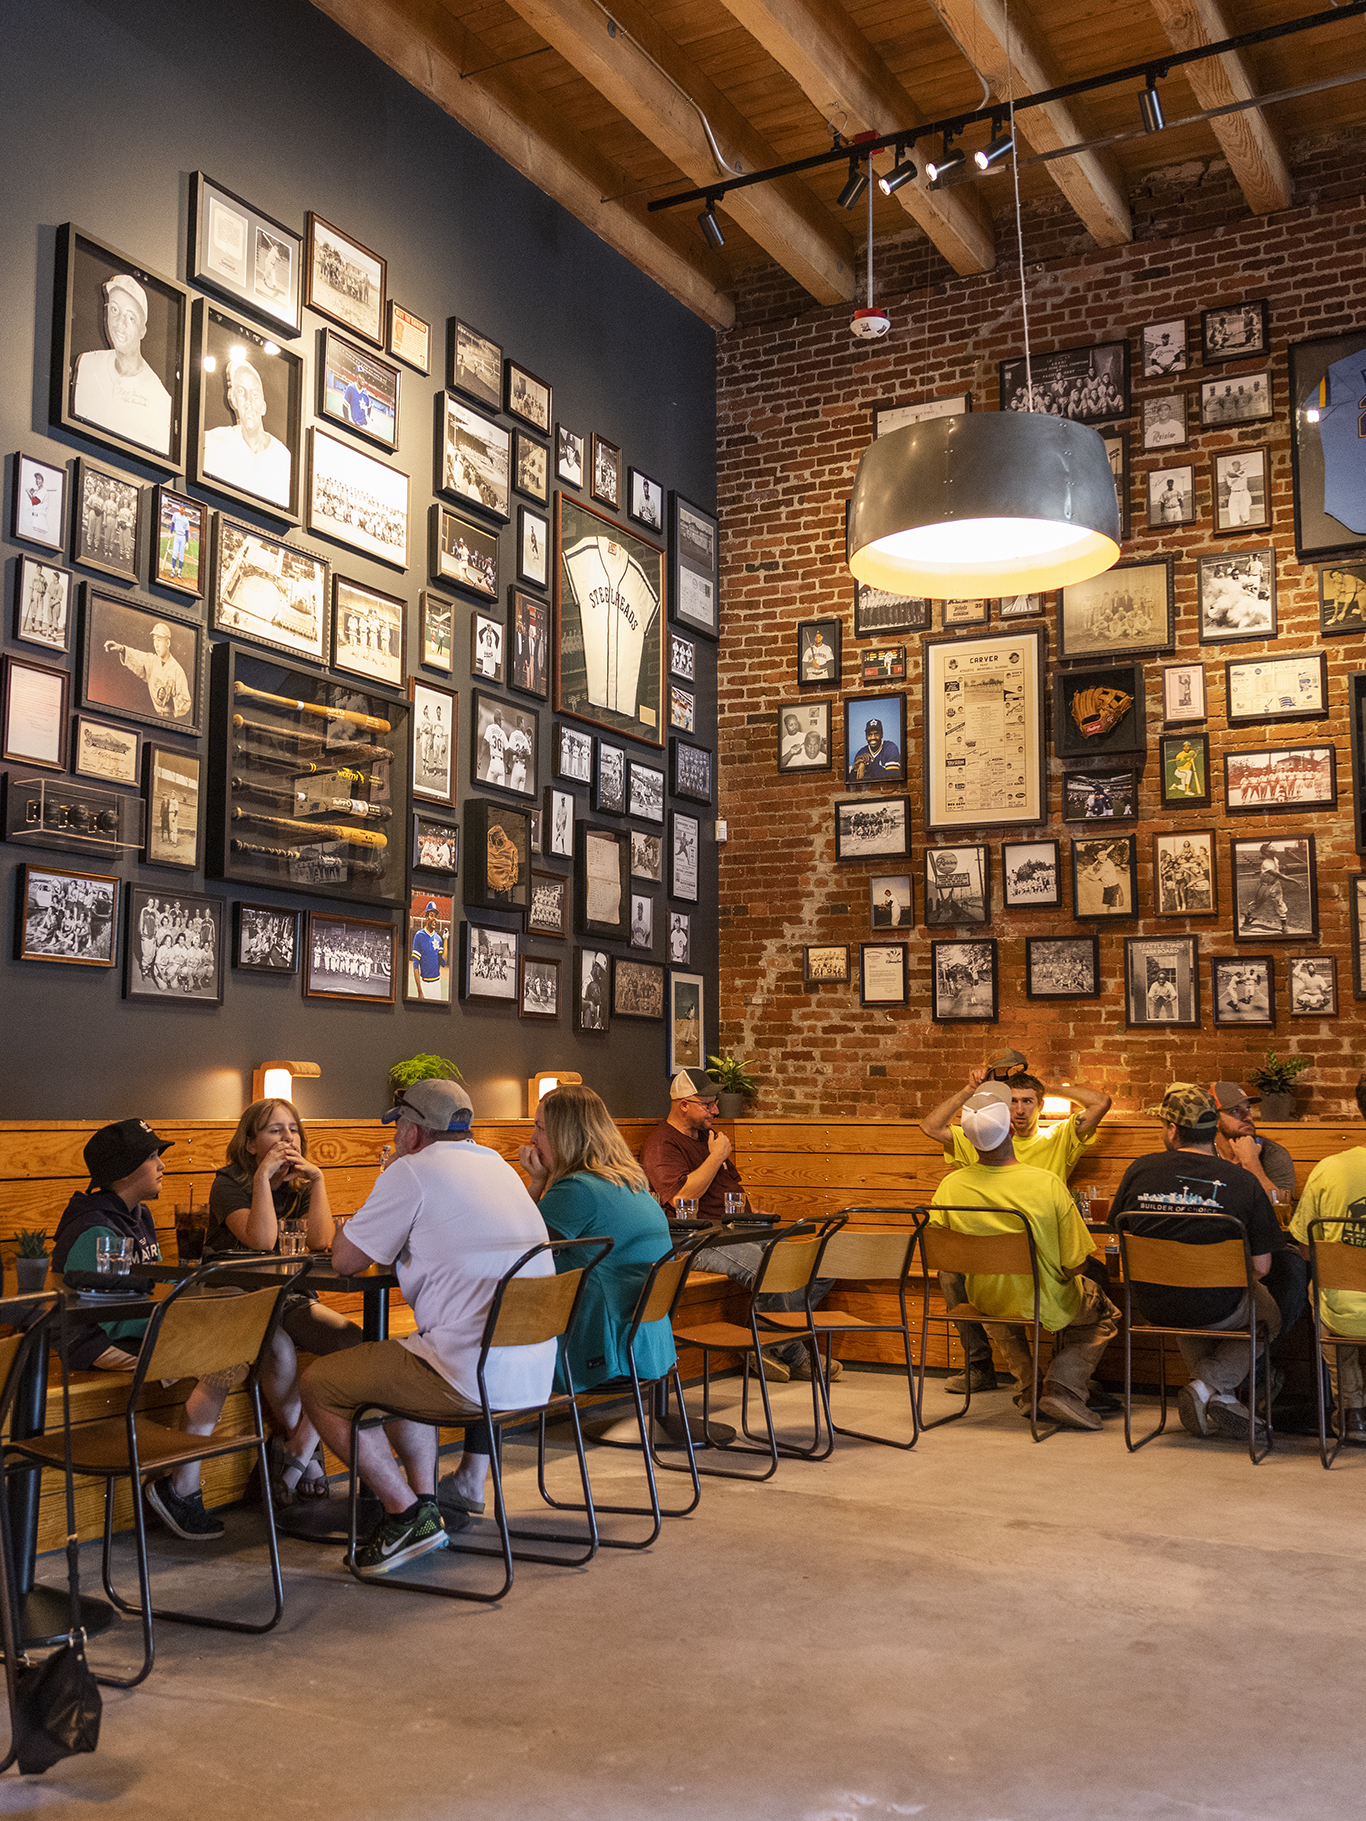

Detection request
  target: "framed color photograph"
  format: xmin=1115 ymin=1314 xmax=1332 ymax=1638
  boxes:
xmin=1162 ymin=661 xmax=1206 ymax=724
xmin=575 ymin=946 xmax=610 ymax=1032
xmin=1055 ymin=663 xmax=1145 ymax=759
xmin=577 ymin=824 xmax=629 ymax=938
xmin=4 ymin=655 xmax=68 ymax=770
xmin=556 ymin=494 xmax=663 ymax=746
xmin=517 ymin=506 xmax=549 ymax=590
xmin=1225 ymin=746 xmax=1335 ymax=814
xmin=629 ymin=892 xmax=654 ymax=951
xmin=630 ymin=828 xmax=661 ymax=882
xmin=1226 ymin=652 xmax=1327 ymax=725
xmin=518 ymin=954 xmax=561 ymax=1021
xmin=1230 ymin=835 xmax=1318 ymax=943
xmin=860 ymin=943 xmax=908 ymax=1008
xmin=461 ymin=922 xmax=518 ymax=1004
xmin=388 ymin=303 xmax=430 ymax=377
xmin=211 ymin=516 xmax=327 ymax=664
xmin=13 ymin=453 xmax=67 ymax=552
xmin=506 ymin=361 xmax=551 ymax=436
xmin=191 ymin=303 xmax=302 ymax=519
xmin=333 ymin=577 xmax=404 ymax=691
xmin=671 ymin=493 xmax=718 ymax=641
xmin=556 ymin=424 xmax=584 ymax=489
xmin=1026 ymin=936 xmax=1100 ymax=1000
xmin=923 ymin=627 xmax=1046 ymax=831
xmin=1211 ymin=955 xmax=1274 ymax=1028
xmin=472 ymin=691 xmax=537 ymax=799
xmin=448 ymin=320 xmax=502 ymax=411
xmin=1200 ymin=372 xmax=1272 ymax=429
xmin=931 ymin=940 xmax=998 ymax=1023
xmin=1059 ymin=557 xmax=1174 ymax=661
xmin=628 ymin=759 xmax=665 ymax=824
xmin=671 ymin=739 xmax=712 ymax=806
xmin=419 ymin=590 xmax=452 ymax=672
xmin=1142 ymin=319 xmax=1187 ymax=378
xmin=553 ymin=723 xmax=593 ymax=784
xmin=405 ymin=891 xmax=453 ymax=1005
xmin=1290 ymin=332 xmax=1366 ymax=564
xmin=590 ymin=432 xmax=621 ymax=510
xmin=1289 ymin=956 xmax=1337 ymax=1018
xmin=670 ymin=634 xmax=696 ymax=682
xmin=669 ymin=685 xmax=696 ymax=733
xmin=941 ymin=598 xmax=989 ymax=629
xmin=320 ymin=327 xmax=400 ymax=453
xmin=510 ymin=590 xmax=549 ymax=699
xmin=628 ymin=468 xmax=663 ymax=533
xmin=835 ymin=797 xmax=911 ymax=863
xmin=443 ymin=395 xmax=510 ymax=521
xmin=410 ymin=678 xmax=457 ymax=807
xmin=1063 ymin=769 xmax=1138 ymax=822
xmin=1154 ymin=830 xmax=1217 ymax=917
xmin=1319 ymin=563 xmax=1366 ymax=636
xmin=306 ymin=214 xmax=386 ymax=346
xmin=998 ymin=341 xmax=1128 ymax=422
xmin=1124 ymin=936 xmax=1200 ymax=1028
xmin=803 ymin=945 xmax=849 ymax=987
xmin=1002 ymin=839 xmax=1061 ymax=909
xmin=869 ymin=873 xmax=913 ymax=929
xmin=18 ymin=865 xmax=118 ymax=967
xmin=594 ymin=740 xmax=626 ymax=816
xmin=1147 ymin=464 xmax=1196 ymax=529
xmin=668 ymin=910 xmax=690 ymax=965
xmin=303 ymin=911 xmax=395 ymax=1002
xmin=81 ymin=587 xmax=203 ymax=736
xmin=14 ymin=557 xmax=72 ymax=654
xmin=189 ymin=172 xmax=301 ymax=336
xmin=72 ymin=457 xmax=142 ymax=584
xmin=797 ymin=618 xmax=841 ymax=688
xmin=860 ymin=644 xmax=906 ymax=684
xmin=1071 ymin=836 xmax=1137 ymax=920
xmin=143 ymin=743 xmax=201 ymax=870
xmin=853 ymin=583 xmax=931 ymax=639
xmin=547 ymin=788 xmax=575 ymax=862
xmin=1197 ymin=548 xmax=1276 ymax=643
xmin=669 ymin=970 xmax=705 ymax=1070
xmin=472 ymin=610 xmax=504 ymax=683
xmin=1202 ymin=300 xmax=1269 ymax=364
xmin=1212 ymin=447 xmax=1270 ymax=535
xmin=73 ymin=714 xmax=139 ymax=786
xmin=528 ymin=869 xmax=568 ymax=939
xmin=671 ymin=811 xmax=700 ymax=902
xmin=308 ymin=428 xmax=408 ymax=569
xmin=1159 ymin=733 xmax=1211 ymax=809
xmin=431 ymin=503 xmax=498 ymax=601
xmin=412 ymin=814 xmax=458 ymax=874
xmin=1142 ymin=393 xmax=1187 ymax=451
xmin=515 ymin=432 xmax=549 ymax=506
xmin=152 ymin=486 xmax=205 ymax=598
xmin=924 ymin=844 xmax=989 ymax=927
xmin=464 ymin=799 xmax=531 ymax=913
xmin=233 ymin=902 xmax=299 ymax=973
xmin=126 ymin=887 xmax=224 ymax=1004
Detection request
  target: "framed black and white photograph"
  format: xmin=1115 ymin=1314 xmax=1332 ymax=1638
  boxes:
xmin=13 ymin=453 xmax=67 ymax=552
xmin=1163 ymin=660 xmax=1207 ymax=724
xmin=1212 ymin=955 xmax=1274 ymax=1028
xmin=860 ymin=943 xmax=908 ymax=1008
xmin=1159 ymin=732 xmax=1211 ymax=809
xmin=594 ymin=739 xmax=626 ymax=816
xmin=777 ymin=700 xmax=832 ymax=774
xmin=1142 ymin=318 xmax=1187 ymax=378
xmin=1002 ymin=839 xmax=1061 ymax=909
xmin=405 ymin=889 xmax=453 ymax=1005
xmin=143 ymin=743 xmax=201 ymax=871
xmin=190 ymin=304 xmax=302 ymax=519
xmin=418 ymin=591 xmax=452 ymax=673
xmin=873 ymin=395 xmax=970 ymax=436
xmin=924 ymin=844 xmax=989 ymax=927
xmin=860 ymin=644 xmax=907 ymax=684
xmin=546 ymin=787 xmax=575 ymax=861
xmin=1226 ymin=651 xmax=1327 ymax=726
xmin=803 ymin=945 xmax=849 ymax=987
xmin=834 ymin=796 xmax=911 ymax=863
xmin=1230 ymin=834 xmax=1318 ymax=943
xmin=73 ymin=714 xmax=139 ymax=786
xmin=631 ymin=828 xmax=662 ymax=882
xmin=510 ymin=590 xmax=549 ymax=700
xmin=671 ymin=811 xmax=700 ymax=902
xmin=410 ymin=677 xmax=457 ymax=807
xmin=152 ymin=486 xmax=205 ymax=599
xmin=4 ymin=655 xmax=67 ymax=771
xmin=1154 ymin=830 xmax=1217 ymax=917
xmin=431 ymin=503 xmax=498 ymax=601
xmin=1054 ymin=662 xmax=1145 ymax=759
xmin=514 ymin=432 xmax=549 ymax=506
xmin=1290 ymin=332 xmax=1366 ymax=565
xmin=670 ymin=634 xmax=696 ymax=682
xmin=576 ymin=946 xmax=610 ymax=1033
xmin=1102 ymin=432 xmax=1130 ymax=541
xmin=320 ymin=327 xmax=399 ymax=454
xmin=1202 ymin=299 xmax=1269 ymax=364
xmin=671 ymin=493 xmax=718 ymax=641
xmin=578 ymin=823 xmax=629 ymax=939
xmin=472 ymin=610 xmax=504 ymax=683
xmin=302 ymin=911 xmax=394 ymax=1003
xmin=629 ymin=759 xmax=665 ymax=824
xmin=1026 ymin=935 xmax=1100 ymax=1001
xmin=506 ymin=360 xmax=551 ymax=436
xmin=211 ymin=515 xmax=327 ymax=663
xmin=629 ymin=892 xmax=654 ymax=952
xmin=869 ymin=873 xmax=913 ymax=929
xmin=190 ymin=173 xmax=301 ymax=336
xmin=924 ymin=626 xmax=1047 ymax=830
xmin=308 ymin=427 xmax=408 ymax=569
xmin=1141 ymin=392 xmax=1187 ymax=452
xmin=443 ymin=395 xmax=510 ymax=520
xmin=17 ymin=864 xmax=117 ymax=967
xmin=556 ymin=423 xmax=584 ymax=489
xmin=306 ymin=214 xmax=385 ymax=347
xmin=463 ymin=799 xmax=531 ymax=913
xmin=590 ymin=432 xmax=621 ymax=510
xmin=1124 ymin=935 xmax=1200 ymax=1029
xmin=234 ymin=902 xmax=299 ymax=973
xmin=387 ymin=303 xmax=429 ymax=377
xmin=81 ymin=587 xmax=203 ymax=736
xmin=671 ymin=739 xmax=712 ymax=806
xmin=1063 ymin=769 xmax=1138 ymax=822
xmin=998 ymin=340 xmax=1128 ymax=422
xmin=1319 ymin=562 xmax=1366 ymax=636
xmin=853 ymin=583 xmax=931 ymax=639
xmin=472 ymin=691 xmax=537 ymax=800
xmin=461 ymin=921 xmax=518 ymax=1005
xmin=1226 ymin=745 xmax=1335 ymax=814
xmin=668 ymin=910 xmax=690 ymax=965
xmin=613 ymin=957 xmax=664 ymax=1020
xmin=999 ymin=594 xmax=1048 ymax=623
xmin=1071 ymin=836 xmax=1137 ymax=920
xmin=669 ymin=685 xmax=696 ymax=733
xmin=126 ymin=887 xmax=224 ymax=1004
xmin=54 ymin=223 xmax=188 ymax=469
xmin=1200 ymin=371 xmax=1272 ymax=429
xmin=517 ymin=506 xmax=549 ymax=590
xmin=844 ymin=693 xmax=905 ymax=788
xmin=518 ymin=954 xmax=561 ymax=1022
xmin=931 ymin=939 xmax=998 ymax=1023
xmin=1059 ymin=558 xmax=1174 ymax=661
xmin=1289 ymin=955 xmax=1337 ymax=1018
xmin=448 ymin=319 xmax=502 ymax=411
xmin=797 ymin=617 xmax=841 ymax=688
xmin=413 ymin=813 xmax=459 ymax=874
xmin=628 ymin=468 xmax=663 ymax=533
xmin=528 ymin=869 xmax=568 ymax=939
xmin=553 ymin=723 xmax=593 ymax=784
xmin=72 ymin=457 xmax=142 ymax=584
xmin=941 ymin=598 xmax=989 ymax=629
xmin=1212 ymin=446 xmax=1269 ymax=535
xmin=333 ymin=577 xmax=404 ymax=691
xmin=15 ymin=556 xmax=71 ymax=654
xmin=556 ymin=494 xmax=664 ymax=746
xmin=1147 ymin=464 xmax=1196 ymax=529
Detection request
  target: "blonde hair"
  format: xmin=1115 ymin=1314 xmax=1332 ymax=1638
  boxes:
xmin=542 ymin=1084 xmax=647 ymax=1194
xmin=224 ymin=1098 xmax=308 ymax=1179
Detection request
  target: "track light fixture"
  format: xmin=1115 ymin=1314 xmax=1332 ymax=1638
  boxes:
xmin=974 ymin=127 xmax=1014 ymax=171
xmin=697 ymin=196 xmax=725 ymax=249
xmin=1139 ymin=80 xmax=1165 ymax=133
xmin=837 ymin=156 xmax=869 ymax=211
xmin=878 ymin=149 xmax=919 ymax=196
xmin=925 ymin=138 xmax=965 ymax=186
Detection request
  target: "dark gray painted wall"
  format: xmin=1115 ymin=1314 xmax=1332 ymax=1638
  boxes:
xmin=0 ymin=0 xmax=717 ymax=1121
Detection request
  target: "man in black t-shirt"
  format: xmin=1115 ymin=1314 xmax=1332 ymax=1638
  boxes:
xmin=1111 ymin=1083 xmax=1282 ymax=1445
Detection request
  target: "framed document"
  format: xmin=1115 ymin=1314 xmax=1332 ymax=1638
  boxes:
xmin=922 ymin=626 xmax=1046 ymax=832
xmin=1225 ymin=652 xmax=1327 ymax=725
xmin=669 ymin=492 xmax=718 ymax=641
xmin=859 ymin=943 xmax=907 ymax=1008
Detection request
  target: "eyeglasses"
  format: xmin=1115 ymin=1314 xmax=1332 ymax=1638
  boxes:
xmin=686 ymin=1097 xmax=719 ymax=1110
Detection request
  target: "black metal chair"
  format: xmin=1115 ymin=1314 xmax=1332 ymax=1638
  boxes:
xmin=0 ymin=1295 xmax=60 ymax=1775
xmin=1304 ymin=1216 xmax=1366 ymax=1469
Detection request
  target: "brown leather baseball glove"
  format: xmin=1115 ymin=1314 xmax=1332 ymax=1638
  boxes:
xmin=1072 ymin=685 xmax=1133 ymax=738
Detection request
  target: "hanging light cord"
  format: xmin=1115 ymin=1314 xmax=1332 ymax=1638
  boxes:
xmin=1006 ymin=0 xmax=1033 ymax=407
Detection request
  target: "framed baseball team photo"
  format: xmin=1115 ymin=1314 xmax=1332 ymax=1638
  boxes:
xmin=671 ymin=739 xmax=712 ymax=806
xmin=834 ymin=796 xmax=911 ymax=863
xmin=126 ymin=887 xmax=225 ymax=1006
xmin=1058 ymin=557 xmax=1174 ymax=661
xmin=1230 ymin=834 xmax=1318 ymax=943
xmin=556 ymin=494 xmax=664 ymax=746
xmin=527 ymin=869 xmax=568 ymax=939
xmin=305 ymin=213 xmax=386 ymax=347
xmin=1225 ymin=745 xmax=1335 ymax=814
xmin=860 ymin=943 xmax=908 ymax=1008
xmin=1154 ymin=830 xmax=1217 ymax=917
xmin=1159 ymin=732 xmax=1211 ymax=809
xmin=81 ymin=586 xmax=203 ymax=736
xmin=803 ymin=945 xmax=849 ymax=987
xmin=1124 ymin=935 xmax=1200 ymax=1029
xmin=1212 ymin=447 xmax=1270 ymax=535
xmin=72 ymin=457 xmax=143 ymax=584
xmin=670 ymin=634 xmax=696 ymax=681
xmin=332 ymin=576 xmax=405 ymax=691
xmin=853 ymin=582 xmax=931 ymax=639
xmin=1071 ymin=836 xmax=1137 ymax=920
xmin=998 ymin=340 xmax=1128 ymax=422
xmin=1289 ymin=955 xmax=1337 ymax=1018
xmin=17 ymin=864 xmax=118 ymax=968
xmin=797 ymin=617 xmax=841 ymax=688
xmin=923 ymin=626 xmax=1046 ymax=831
xmin=307 ymin=427 xmax=408 ymax=569
xmin=924 ymin=844 xmax=989 ymax=927
xmin=232 ymin=902 xmax=300 ymax=974
xmin=191 ymin=302 xmax=303 ymax=521
xmin=1211 ymin=955 xmax=1274 ymax=1028
xmin=1002 ymin=839 xmax=1061 ymax=910
xmin=1025 ymin=935 xmax=1100 ymax=1000
xmin=613 ymin=958 xmax=664 ymax=1021
xmin=930 ymin=940 xmax=998 ymax=1023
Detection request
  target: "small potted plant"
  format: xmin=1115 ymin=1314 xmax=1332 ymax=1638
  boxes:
xmin=14 ymin=1229 xmax=49 ymax=1293
xmin=708 ymin=1052 xmax=758 ymax=1121
xmin=388 ymin=1053 xmax=464 ymax=1104
xmin=1248 ymin=1049 xmax=1311 ymax=1121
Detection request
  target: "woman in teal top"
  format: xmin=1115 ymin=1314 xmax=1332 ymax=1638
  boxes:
xmin=520 ymin=1083 xmax=676 ymax=1389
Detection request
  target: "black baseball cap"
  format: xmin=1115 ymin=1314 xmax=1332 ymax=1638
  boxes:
xmin=84 ymin=1119 xmax=172 ymax=1189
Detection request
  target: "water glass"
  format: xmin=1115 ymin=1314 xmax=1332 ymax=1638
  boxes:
xmin=95 ymin=1236 xmax=132 ymax=1276
xmin=724 ymin=1192 xmax=746 ymax=1223
xmin=279 ymin=1219 xmax=308 ymax=1257
xmin=675 ymin=1197 xmax=698 ymax=1221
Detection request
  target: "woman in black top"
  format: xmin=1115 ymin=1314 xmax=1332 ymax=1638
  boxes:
xmin=209 ymin=1099 xmax=364 ymax=1502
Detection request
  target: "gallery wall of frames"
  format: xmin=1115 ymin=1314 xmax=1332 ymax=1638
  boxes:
xmin=0 ymin=0 xmax=718 ymax=1120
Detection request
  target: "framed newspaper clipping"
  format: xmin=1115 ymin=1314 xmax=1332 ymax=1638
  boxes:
xmin=922 ymin=625 xmax=1046 ymax=832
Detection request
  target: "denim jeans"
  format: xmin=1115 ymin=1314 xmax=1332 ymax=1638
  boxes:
xmin=694 ymin=1242 xmax=833 ymax=1367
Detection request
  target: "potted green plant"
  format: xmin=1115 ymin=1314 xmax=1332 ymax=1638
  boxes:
xmin=1248 ymin=1049 xmax=1311 ymax=1121
xmin=708 ymin=1052 xmax=758 ymax=1121
xmin=14 ymin=1229 xmax=49 ymax=1293
xmin=388 ymin=1053 xmax=464 ymax=1104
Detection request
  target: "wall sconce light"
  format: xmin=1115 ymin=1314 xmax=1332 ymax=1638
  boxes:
xmin=527 ymin=1070 xmax=583 ymax=1117
xmin=1041 ymin=1095 xmax=1073 ymax=1120
xmin=253 ymin=1060 xmax=321 ymax=1103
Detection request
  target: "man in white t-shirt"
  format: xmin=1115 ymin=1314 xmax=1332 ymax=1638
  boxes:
xmin=301 ymin=1079 xmax=553 ymax=1572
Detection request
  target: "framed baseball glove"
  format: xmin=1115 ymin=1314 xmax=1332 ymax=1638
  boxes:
xmin=1054 ymin=662 xmax=1145 ymax=758
xmin=464 ymin=797 xmax=530 ymax=911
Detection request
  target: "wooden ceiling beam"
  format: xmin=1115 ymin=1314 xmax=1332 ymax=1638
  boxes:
xmin=499 ymin=0 xmax=858 ymax=304
xmin=714 ymin=0 xmax=996 ymax=276
xmin=921 ymin=0 xmax=1133 ymax=248
xmin=309 ymin=0 xmax=736 ymax=329
xmin=1148 ymin=0 xmax=1292 ymax=215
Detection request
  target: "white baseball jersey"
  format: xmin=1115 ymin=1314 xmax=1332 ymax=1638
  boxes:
xmin=562 ymin=534 xmax=659 ymax=715
xmin=483 ymin=722 xmax=508 ymax=782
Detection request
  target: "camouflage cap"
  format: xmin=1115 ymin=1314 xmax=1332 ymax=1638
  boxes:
xmin=1149 ymin=1081 xmax=1220 ymax=1133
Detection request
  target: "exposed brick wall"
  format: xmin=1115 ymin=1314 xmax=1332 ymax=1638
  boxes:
xmin=714 ymin=133 xmax=1366 ymax=1122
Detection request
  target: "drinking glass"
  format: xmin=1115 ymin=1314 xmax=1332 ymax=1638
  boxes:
xmin=175 ymin=1203 xmax=206 ymax=1263
xmin=724 ymin=1192 xmax=746 ymax=1223
xmin=95 ymin=1236 xmax=132 ymax=1276
xmin=675 ymin=1197 xmax=698 ymax=1221
xmin=279 ymin=1219 xmax=308 ymax=1257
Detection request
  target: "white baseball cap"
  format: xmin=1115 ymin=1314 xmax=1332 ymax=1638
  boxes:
xmin=961 ymin=1082 xmax=1013 ymax=1151
xmin=104 ymin=273 xmax=148 ymax=322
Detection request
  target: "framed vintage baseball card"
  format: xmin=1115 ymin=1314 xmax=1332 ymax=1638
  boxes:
xmin=922 ymin=626 xmax=1046 ymax=832
xmin=555 ymin=494 xmax=664 ymax=746
xmin=1159 ymin=733 xmax=1211 ymax=809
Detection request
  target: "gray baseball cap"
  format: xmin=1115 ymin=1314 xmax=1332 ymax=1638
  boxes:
xmin=383 ymin=1079 xmax=473 ymax=1133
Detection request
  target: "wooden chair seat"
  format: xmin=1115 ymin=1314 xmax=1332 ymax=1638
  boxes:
xmin=672 ymin=1319 xmax=767 ymax=1352
xmin=16 ymin=1414 xmax=264 ymax=1478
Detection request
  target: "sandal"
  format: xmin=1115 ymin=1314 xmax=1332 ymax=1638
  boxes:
xmin=268 ymin=1437 xmax=328 ymax=1507
xmin=294 ymin=1446 xmax=331 ymax=1501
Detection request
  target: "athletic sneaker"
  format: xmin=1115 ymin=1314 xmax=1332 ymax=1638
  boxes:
xmin=145 ymin=1478 xmax=226 ymax=1540
xmin=1177 ymin=1381 xmax=1211 ymax=1437
xmin=1206 ymin=1395 xmax=1269 ymax=1446
xmin=351 ymin=1500 xmax=450 ymax=1574
xmin=791 ymin=1350 xmax=843 ymax=1382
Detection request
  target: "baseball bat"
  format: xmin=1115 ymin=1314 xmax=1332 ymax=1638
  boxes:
xmin=232 ymin=774 xmax=294 ymax=803
xmin=300 ymin=800 xmax=393 ymax=822
xmin=231 ymin=837 xmax=385 ymax=879
xmin=231 ymin=717 xmax=390 ymax=763
xmin=230 ymin=808 xmax=389 ymax=850
xmin=234 ymin=680 xmax=392 ymax=735
xmin=233 ymin=743 xmax=388 ymax=779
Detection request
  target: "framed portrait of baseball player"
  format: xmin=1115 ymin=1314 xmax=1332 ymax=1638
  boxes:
xmin=1202 ymin=299 xmax=1269 ymax=364
xmin=922 ymin=626 xmax=1046 ymax=832
xmin=1142 ymin=318 xmax=1188 ymax=378
xmin=14 ymin=557 xmax=72 ymax=655
xmin=544 ymin=787 xmax=575 ymax=863
xmin=143 ymin=743 xmax=202 ymax=871
xmin=868 ymin=875 xmax=912 ymax=929
xmin=233 ymin=903 xmax=299 ymax=974
xmin=930 ymin=939 xmax=998 ymax=1023
xmin=671 ymin=811 xmax=700 ymax=902
xmin=575 ymin=946 xmax=611 ymax=1032
xmin=409 ymin=677 xmax=457 ymax=808
xmin=518 ymin=954 xmax=561 ymax=1022
xmin=1197 ymin=548 xmax=1277 ymax=644
xmin=72 ymin=456 xmax=143 ymax=585
xmin=1058 ymin=557 xmax=1174 ymax=662
xmin=1225 ymin=651 xmax=1327 ymax=726
xmin=81 ymin=586 xmax=204 ymax=737
xmin=514 ymin=432 xmax=549 ymax=507
xmin=628 ymin=468 xmax=664 ymax=534
xmin=668 ymin=911 xmax=690 ymax=965
xmin=332 ymin=577 xmax=405 ymax=692
xmin=211 ymin=516 xmax=328 ymax=664
xmin=1318 ymin=562 xmax=1366 ymax=636
xmin=1146 ymin=464 xmax=1196 ymax=530
xmin=924 ymin=845 xmax=989 ymax=927
xmin=126 ymin=887 xmax=225 ymax=1005
xmin=630 ymin=829 xmax=662 ymax=882
xmin=594 ymin=740 xmax=627 ymax=815
xmin=1123 ymin=936 xmax=1199 ymax=1029
xmin=1225 ymin=745 xmax=1335 ymax=815
xmin=1289 ymin=955 xmax=1337 ymax=1018
xmin=777 ymin=700 xmax=832 ymax=774
xmin=796 ymin=617 xmax=841 ymax=688
xmin=472 ymin=690 xmax=537 ymax=801
xmin=555 ymin=494 xmax=664 ymax=747
xmin=576 ymin=823 xmax=629 ymax=939
xmin=1212 ymin=446 xmax=1269 ymax=535
xmin=417 ymin=591 xmax=452 ymax=673
xmin=590 ymin=433 xmax=621 ymax=511
xmin=13 ymin=453 xmax=67 ymax=553
xmin=463 ymin=799 xmax=531 ymax=913
xmin=53 ymin=223 xmax=189 ymax=472
xmin=1159 ymin=733 xmax=1211 ymax=809
xmin=461 ymin=921 xmax=518 ymax=1004
xmin=670 ymin=492 xmax=718 ymax=641
xmin=1062 ymin=768 xmax=1138 ymax=822
xmin=556 ymin=424 xmax=584 ymax=489
xmin=1141 ymin=392 xmax=1186 ymax=452
xmin=1002 ymin=839 xmax=1061 ymax=910
xmin=404 ymin=890 xmax=453 ymax=1005
xmin=1071 ymin=835 xmax=1138 ymax=920
xmin=1025 ymin=936 xmax=1099 ymax=1001
xmin=1054 ymin=663 xmax=1145 ymax=759
xmin=190 ymin=302 xmax=304 ymax=522
xmin=305 ymin=214 xmax=386 ymax=348
xmin=152 ymin=486 xmax=206 ymax=599
xmin=1211 ymin=955 xmax=1274 ymax=1028
xmin=1153 ymin=830 xmax=1217 ymax=917
xmin=319 ymin=328 xmax=400 ymax=455
xmin=1290 ymin=332 xmax=1366 ymax=564
xmin=189 ymin=173 xmax=302 ymax=337
xmin=1230 ymin=835 xmax=1318 ymax=943
xmin=860 ymin=943 xmax=907 ymax=1009
xmin=517 ymin=506 xmax=549 ymax=590
xmin=844 ymin=693 xmax=905 ymax=789
xmin=669 ymin=971 xmax=705 ymax=1071
xmin=671 ymin=739 xmax=712 ymax=806
xmin=471 ymin=610 xmax=504 ymax=684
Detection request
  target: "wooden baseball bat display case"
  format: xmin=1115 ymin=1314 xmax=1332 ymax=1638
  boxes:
xmin=207 ymin=641 xmax=409 ymax=906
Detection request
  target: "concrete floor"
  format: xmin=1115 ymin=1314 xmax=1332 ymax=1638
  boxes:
xmin=5 ymin=1368 xmax=1365 ymax=1819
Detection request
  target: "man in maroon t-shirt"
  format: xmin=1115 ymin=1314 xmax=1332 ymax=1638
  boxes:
xmin=640 ymin=1069 xmax=838 ymax=1380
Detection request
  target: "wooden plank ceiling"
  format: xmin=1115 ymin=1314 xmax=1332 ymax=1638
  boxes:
xmin=312 ymin=0 xmax=1366 ymax=326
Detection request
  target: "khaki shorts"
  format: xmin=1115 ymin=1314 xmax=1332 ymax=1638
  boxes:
xmin=304 ymin=1339 xmax=483 ymax=1425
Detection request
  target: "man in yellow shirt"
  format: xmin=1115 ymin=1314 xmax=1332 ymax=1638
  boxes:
xmin=1290 ymin=1072 xmax=1366 ymax=1443
xmin=929 ymin=1084 xmax=1118 ymax=1431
